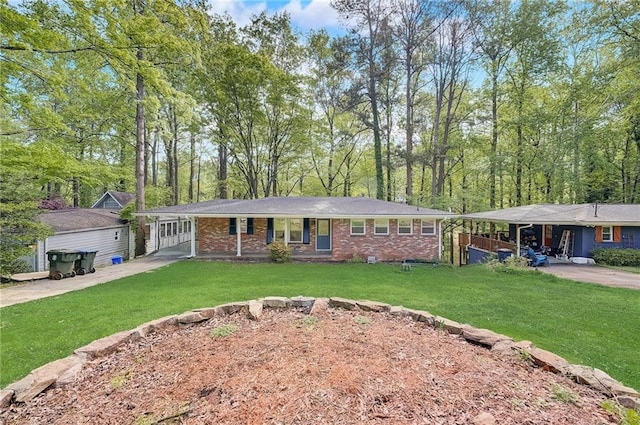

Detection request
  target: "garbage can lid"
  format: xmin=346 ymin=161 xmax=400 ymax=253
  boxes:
xmin=497 ymin=248 xmax=512 ymax=252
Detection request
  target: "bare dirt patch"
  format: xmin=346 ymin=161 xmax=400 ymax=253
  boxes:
xmin=2 ymin=308 xmax=616 ymax=424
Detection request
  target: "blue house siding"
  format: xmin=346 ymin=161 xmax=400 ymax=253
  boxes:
xmin=593 ymin=226 xmax=640 ymax=254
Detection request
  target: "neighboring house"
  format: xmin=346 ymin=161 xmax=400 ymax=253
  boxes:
xmin=460 ymin=203 xmax=640 ymax=263
xmin=135 ymin=197 xmax=456 ymax=262
xmin=91 ymin=191 xmax=135 ymax=209
xmin=92 ymin=191 xmax=190 ymax=254
xmin=31 ymin=209 xmax=133 ymax=272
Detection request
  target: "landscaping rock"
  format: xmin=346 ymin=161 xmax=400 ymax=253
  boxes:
xmin=75 ymin=329 xmax=141 ymax=359
xmin=405 ymin=309 xmax=435 ymax=325
xmin=388 ymin=306 xmax=406 ymax=316
xmin=214 ymin=302 xmax=248 ymax=316
xmin=310 ymin=298 xmax=328 ymax=315
xmin=290 ymin=296 xmax=315 ymax=313
xmin=527 ymin=347 xmax=569 ymax=373
xmin=177 ymin=311 xmax=207 ymax=324
xmin=248 ymin=300 xmax=263 ymax=321
xmin=564 ymin=365 xmax=640 ymax=398
xmin=462 ymin=326 xmax=512 ymax=348
xmin=56 ymin=361 xmax=85 ymax=386
xmin=355 ymin=300 xmax=390 ymax=312
xmin=136 ymin=315 xmax=178 ymax=337
xmin=191 ymin=307 xmax=216 ymax=319
xmin=262 ymin=296 xmax=291 ymax=309
xmin=434 ymin=316 xmax=464 ymax=334
xmin=4 ymin=375 xmax=34 ymax=395
xmin=328 ymin=297 xmax=357 ymax=310
xmin=14 ymin=378 xmax=56 ymax=403
xmin=0 ymin=390 xmax=14 ymax=408
xmin=618 ymin=395 xmax=640 ymax=410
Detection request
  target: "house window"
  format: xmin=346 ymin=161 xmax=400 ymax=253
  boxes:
xmin=274 ymin=218 xmax=303 ymax=243
xmin=421 ymin=220 xmax=436 ymax=235
xmin=601 ymin=226 xmax=613 ymax=242
xmin=172 ymin=222 xmax=178 ymax=236
xmin=350 ymin=219 xmax=366 ymax=235
xmin=160 ymin=223 xmax=166 ymax=237
xmin=398 ymin=218 xmax=413 ymax=235
xmin=374 ymin=219 xmax=389 ymax=235
xmin=289 ymin=218 xmax=303 ymax=243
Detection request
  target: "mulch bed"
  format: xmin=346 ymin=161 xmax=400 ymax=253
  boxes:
xmin=2 ymin=307 xmax=617 ymax=424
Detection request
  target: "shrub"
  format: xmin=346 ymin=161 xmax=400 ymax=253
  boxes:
xmin=486 ymin=255 xmax=532 ymax=274
xmin=592 ymin=248 xmax=640 ymax=267
xmin=268 ymin=240 xmax=292 ymax=263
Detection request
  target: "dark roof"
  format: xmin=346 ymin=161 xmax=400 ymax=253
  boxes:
xmin=463 ymin=204 xmax=640 ymax=226
xmin=91 ymin=191 xmax=135 ymax=209
xmin=134 ymin=197 xmax=456 ymax=219
xmin=38 ymin=209 xmax=126 ymax=232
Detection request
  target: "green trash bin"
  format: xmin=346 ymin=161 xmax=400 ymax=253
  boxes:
xmin=47 ymin=250 xmax=81 ymax=280
xmin=75 ymin=249 xmax=98 ymax=275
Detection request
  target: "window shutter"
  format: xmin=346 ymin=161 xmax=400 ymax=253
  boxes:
xmin=613 ymin=226 xmax=621 ymax=243
xmin=229 ymin=218 xmax=237 ymax=235
xmin=266 ymin=218 xmax=273 ymax=243
xmin=595 ymin=226 xmax=602 ymax=243
xmin=247 ymin=218 xmax=254 ymax=235
xmin=303 ymin=218 xmax=310 ymax=244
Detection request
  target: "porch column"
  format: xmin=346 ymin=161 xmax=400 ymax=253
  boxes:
xmin=438 ymin=219 xmax=443 ymax=260
xmin=189 ymin=217 xmax=196 ymax=258
xmin=284 ymin=219 xmax=289 ymax=246
xmin=516 ymin=225 xmax=521 ymax=256
xmin=236 ymin=216 xmax=242 ymax=256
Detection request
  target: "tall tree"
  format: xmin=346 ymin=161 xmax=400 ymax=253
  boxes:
xmin=332 ymin=0 xmax=392 ymax=200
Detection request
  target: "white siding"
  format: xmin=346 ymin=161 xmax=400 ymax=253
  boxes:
xmin=37 ymin=225 xmax=130 ymax=272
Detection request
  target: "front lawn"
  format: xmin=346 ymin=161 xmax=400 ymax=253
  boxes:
xmin=1 ymin=261 xmax=639 ymax=391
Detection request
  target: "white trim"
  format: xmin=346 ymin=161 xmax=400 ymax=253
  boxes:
xmin=601 ymin=225 xmax=614 ymax=242
xmin=189 ymin=217 xmax=196 ymax=258
xmin=374 ymin=218 xmax=389 ymax=235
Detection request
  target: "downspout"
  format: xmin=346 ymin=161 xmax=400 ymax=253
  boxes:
xmin=516 ymin=224 xmax=534 ymax=256
xmin=438 ymin=218 xmax=443 ymax=260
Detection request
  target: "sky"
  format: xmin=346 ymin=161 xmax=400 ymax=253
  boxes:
xmin=207 ymin=0 xmax=345 ymax=34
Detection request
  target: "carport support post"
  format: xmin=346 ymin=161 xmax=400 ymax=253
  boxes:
xmin=236 ymin=216 xmax=242 ymax=257
xmin=189 ymin=217 xmax=196 ymax=258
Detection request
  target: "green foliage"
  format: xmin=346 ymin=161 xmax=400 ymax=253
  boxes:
xmin=267 ymin=240 xmax=292 ymax=263
xmin=602 ymin=400 xmax=640 ymax=425
xmin=550 ymin=383 xmax=579 ymax=404
xmin=593 ymin=248 xmax=640 ymax=267
xmin=485 ymin=255 xmax=532 ymax=274
xmin=210 ymin=324 xmax=239 ymax=339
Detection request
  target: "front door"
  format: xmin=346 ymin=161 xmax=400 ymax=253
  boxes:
xmin=316 ymin=219 xmax=331 ymax=251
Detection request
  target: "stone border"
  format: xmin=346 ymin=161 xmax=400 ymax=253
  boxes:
xmin=1 ymin=296 xmax=638 ymax=411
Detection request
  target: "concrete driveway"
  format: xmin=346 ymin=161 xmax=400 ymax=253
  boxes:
xmin=0 ymin=255 xmax=181 ymax=308
xmin=537 ymin=263 xmax=640 ymax=290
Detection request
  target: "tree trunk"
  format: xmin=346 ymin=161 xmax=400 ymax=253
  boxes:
xmin=189 ymin=132 xmax=195 ymax=202
xmin=135 ymin=48 xmax=146 ymax=256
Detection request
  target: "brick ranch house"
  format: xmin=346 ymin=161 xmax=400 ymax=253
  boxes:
xmin=135 ymin=197 xmax=456 ymax=262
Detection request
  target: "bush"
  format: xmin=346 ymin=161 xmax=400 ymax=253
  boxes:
xmin=268 ymin=240 xmax=292 ymax=263
xmin=486 ymin=255 xmax=532 ymax=274
xmin=592 ymin=248 xmax=640 ymax=267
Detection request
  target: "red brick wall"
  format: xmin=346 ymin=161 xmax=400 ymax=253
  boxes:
xmin=331 ymin=219 xmax=439 ymax=261
xmin=197 ymin=217 xmax=439 ymax=261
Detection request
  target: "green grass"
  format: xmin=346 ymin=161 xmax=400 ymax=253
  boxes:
xmin=603 ymin=265 xmax=640 ymax=274
xmin=1 ymin=261 xmax=639 ymax=391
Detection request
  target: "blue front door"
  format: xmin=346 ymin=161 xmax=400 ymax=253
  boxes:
xmin=316 ymin=219 xmax=331 ymax=251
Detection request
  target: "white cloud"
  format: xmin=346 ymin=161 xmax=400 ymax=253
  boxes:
xmin=207 ymin=0 xmax=268 ymax=28
xmin=280 ymin=0 xmax=342 ymax=32
xmin=207 ymin=0 xmax=344 ymax=33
